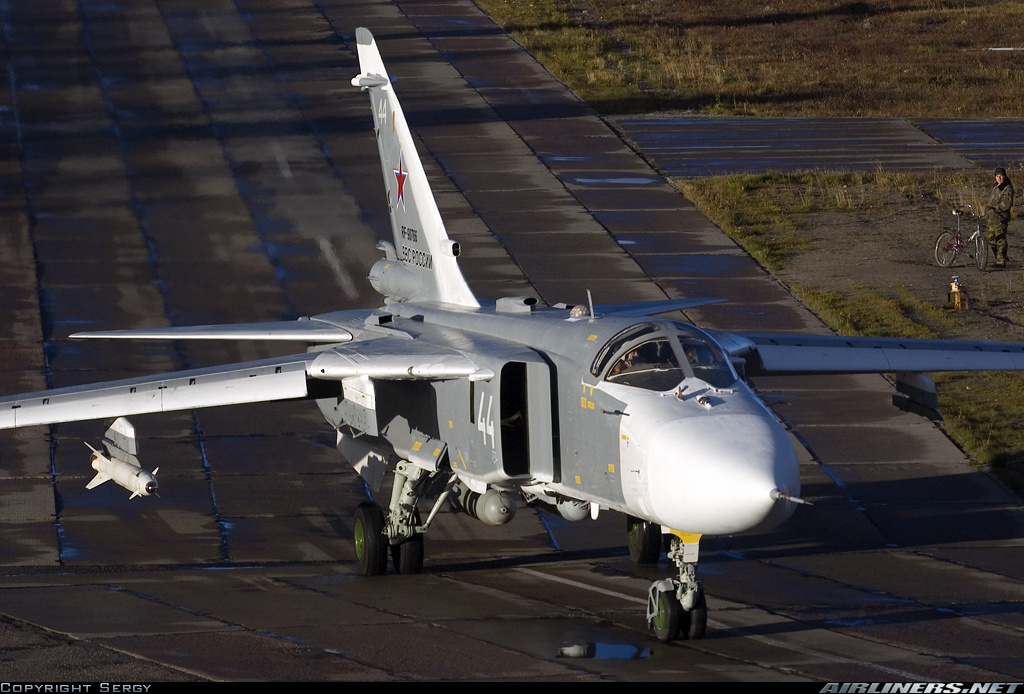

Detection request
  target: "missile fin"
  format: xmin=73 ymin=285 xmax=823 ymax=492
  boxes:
xmin=86 ymin=472 xmax=111 ymax=490
xmin=102 ymin=417 xmax=141 ymax=468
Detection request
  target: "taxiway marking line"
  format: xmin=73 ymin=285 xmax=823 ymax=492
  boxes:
xmin=516 ymin=567 xmax=646 ymax=605
xmin=515 ymin=567 xmax=926 ymax=680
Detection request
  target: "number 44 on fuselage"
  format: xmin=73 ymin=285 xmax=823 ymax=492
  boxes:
xmin=4 ymin=28 xmax=1024 ymax=643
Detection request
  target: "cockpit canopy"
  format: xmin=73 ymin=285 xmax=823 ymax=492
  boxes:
xmin=593 ymin=322 xmax=737 ymax=391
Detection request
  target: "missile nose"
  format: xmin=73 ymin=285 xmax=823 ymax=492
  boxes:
xmin=645 ymin=413 xmax=800 ymax=535
xmin=145 ymin=480 xmax=158 ymax=496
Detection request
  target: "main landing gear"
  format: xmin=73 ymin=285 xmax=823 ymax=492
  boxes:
xmin=353 ymin=459 xmax=518 ymax=576
xmin=640 ymin=529 xmax=707 ymax=642
xmin=627 ymin=514 xmax=661 ymax=565
xmin=353 ymin=461 xmax=453 ymax=576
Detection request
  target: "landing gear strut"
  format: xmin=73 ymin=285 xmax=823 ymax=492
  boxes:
xmin=646 ymin=533 xmax=707 ymax=642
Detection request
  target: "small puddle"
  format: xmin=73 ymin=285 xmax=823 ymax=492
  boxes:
xmin=558 ymin=642 xmax=650 ymax=659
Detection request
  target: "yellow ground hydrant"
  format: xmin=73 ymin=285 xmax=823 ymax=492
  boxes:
xmin=948 ymin=276 xmax=968 ymax=310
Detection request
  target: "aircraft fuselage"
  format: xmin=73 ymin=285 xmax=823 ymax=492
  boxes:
xmin=313 ymin=300 xmax=801 ymax=537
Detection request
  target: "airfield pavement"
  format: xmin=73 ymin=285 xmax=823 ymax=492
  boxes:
xmin=1 ymin=0 xmax=1023 ymax=682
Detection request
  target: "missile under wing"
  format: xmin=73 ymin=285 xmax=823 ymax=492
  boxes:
xmin=85 ymin=418 xmax=159 ymax=500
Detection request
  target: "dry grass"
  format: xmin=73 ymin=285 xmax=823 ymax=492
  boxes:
xmin=793 ymin=284 xmax=938 ymax=338
xmin=476 ymin=0 xmax=1024 ymax=116
xmin=675 ymin=168 xmax=1020 ymax=272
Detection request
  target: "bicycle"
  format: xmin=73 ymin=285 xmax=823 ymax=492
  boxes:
xmin=934 ymin=205 xmax=989 ymax=271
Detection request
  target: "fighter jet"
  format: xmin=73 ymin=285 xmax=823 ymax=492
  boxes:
xmin=3 ymin=27 xmax=1024 ymax=642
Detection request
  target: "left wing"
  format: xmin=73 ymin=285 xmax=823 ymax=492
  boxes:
xmin=70 ymin=318 xmax=355 ymax=342
xmin=0 ymin=337 xmax=491 ymax=430
xmin=0 ymin=353 xmax=318 ymax=429
xmin=708 ymin=330 xmax=1024 ymax=375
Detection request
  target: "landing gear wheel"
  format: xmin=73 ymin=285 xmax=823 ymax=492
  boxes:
xmin=680 ymin=588 xmax=707 ymax=640
xmin=354 ymin=501 xmax=388 ymax=576
xmin=391 ymin=534 xmax=424 ymax=574
xmin=935 ymin=231 xmax=956 ymax=267
xmin=390 ymin=508 xmax=423 ymax=574
xmin=627 ymin=515 xmax=661 ymax=564
xmin=975 ymin=235 xmax=989 ymax=270
xmin=651 ymin=588 xmax=682 ymax=642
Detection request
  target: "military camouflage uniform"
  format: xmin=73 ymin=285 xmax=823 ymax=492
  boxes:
xmin=987 ymin=168 xmax=1015 ymax=267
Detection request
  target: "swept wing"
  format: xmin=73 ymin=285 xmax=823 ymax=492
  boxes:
xmin=70 ymin=318 xmax=355 ymax=342
xmin=0 ymin=338 xmax=486 ymax=429
xmin=0 ymin=353 xmax=318 ymax=429
xmin=707 ymin=330 xmax=1024 ymax=375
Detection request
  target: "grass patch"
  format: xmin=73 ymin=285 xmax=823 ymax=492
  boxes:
xmin=792 ymin=284 xmax=937 ymax=339
xmin=677 ymin=173 xmax=813 ymax=272
xmin=938 ymin=372 xmax=1024 ymax=493
xmin=475 ymin=0 xmax=1024 ymax=117
xmin=681 ymin=167 xmax=1024 ymax=265
xmin=674 ymin=169 xmax=1011 ymax=272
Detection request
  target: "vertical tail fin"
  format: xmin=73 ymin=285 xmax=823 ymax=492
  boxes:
xmin=352 ymin=27 xmax=479 ymax=308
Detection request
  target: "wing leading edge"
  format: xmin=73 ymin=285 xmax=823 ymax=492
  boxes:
xmin=70 ymin=318 xmax=355 ymax=342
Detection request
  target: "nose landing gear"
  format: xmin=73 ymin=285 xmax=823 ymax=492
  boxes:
xmin=646 ymin=532 xmax=707 ymax=642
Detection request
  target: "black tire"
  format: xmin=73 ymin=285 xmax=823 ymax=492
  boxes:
xmin=626 ymin=515 xmax=661 ymax=564
xmin=651 ymin=588 xmax=681 ymax=642
xmin=680 ymin=588 xmax=708 ymax=640
xmin=391 ymin=534 xmax=424 ymax=574
xmin=975 ymin=235 xmax=989 ymax=271
xmin=354 ymin=501 xmax=388 ymax=576
xmin=935 ymin=231 xmax=956 ymax=267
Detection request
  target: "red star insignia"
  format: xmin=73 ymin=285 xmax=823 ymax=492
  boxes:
xmin=393 ymin=152 xmax=408 ymax=212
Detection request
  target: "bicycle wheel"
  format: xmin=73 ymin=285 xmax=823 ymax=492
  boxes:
xmin=934 ymin=231 xmax=957 ymax=267
xmin=974 ymin=235 xmax=989 ymax=271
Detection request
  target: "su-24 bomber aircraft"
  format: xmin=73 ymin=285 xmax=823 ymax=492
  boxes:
xmin=5 ymin=28 xmax=1024 ymax=642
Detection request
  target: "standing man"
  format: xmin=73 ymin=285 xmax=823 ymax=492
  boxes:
xmin=987 ymin=167 xmax=1015 ymax=268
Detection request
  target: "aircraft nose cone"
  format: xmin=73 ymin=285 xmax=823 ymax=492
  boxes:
xmin=645 ymin=412 xmax=800 ymax=535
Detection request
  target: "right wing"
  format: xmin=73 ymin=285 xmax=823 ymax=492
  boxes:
xmin=706 ymin=330 xmax=1024 ymax=375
